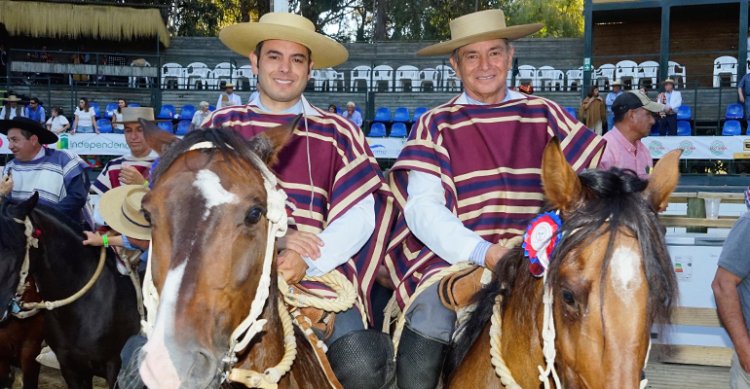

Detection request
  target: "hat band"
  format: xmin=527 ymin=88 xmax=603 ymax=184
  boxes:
xmin=121 ymin=206 xmax=150 ymax=229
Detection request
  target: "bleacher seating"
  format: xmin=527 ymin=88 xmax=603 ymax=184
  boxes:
xmin=676 ymin=121 xmax=692 ymax=136
xmin=390 ymin=122 xmax=408 ymax=137
xmin=714 ymin=56 xmax=738 ymax=88
xmin=97 ymin=118 xmax=113 ymax=133
xmin=722 ymin=120 xmax=742 ymax=135
xmin=677 ymin=105 xmax=692 ymax=121
xmin=90 ymin=102 xmax=101 ymax=118
xmin=393 ymin=107 xmax=409 ymax=123
xmin=369 ymin=122 xmax=386 ymax=137
xmin=374 ymin=107 xmax=391 ymax=122
xmin=129 ymin=103 xmax=141 ymax=108
xmin=413 ymin=107 xmax=428 ymax=122
xmin=650 ymin=122 xmax=659 ymax=136
xmin=179 ymin=104 xmax=196 ymax=120
xmin=158 ymin=121 xmax=174 ymax=133
xmin=175 ymin=120 xmax=191 ymax=135
xmin=564 ymin=106 xmax=577 ymax=119
xmin=726 ymin=103 xmax=744 ymax=120
xmin=158 ymin=104 xmax=176 ymax=120
xmin=104 ymin=102 xmax=118 ymax=119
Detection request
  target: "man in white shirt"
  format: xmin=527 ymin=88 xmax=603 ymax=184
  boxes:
xmin=656 ymin=78 xmax=682 ymax=136
xmin=605 ymin=80 xmax=623 ymax=131
xmin=215 ymin=82 xmax=242 ymax=109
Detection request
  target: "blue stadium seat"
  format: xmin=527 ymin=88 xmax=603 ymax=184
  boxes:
xmin=104 ymin=102 xmax=118 ymax=119
xmin=676 ymin=105 xmax=692 ymax=121
xmin=722 ymin=120 xmax=742 ymax=135
xmin=128 ymin=102 xmax=141 ymax=108
xmin=369 ymin=122 xmax=386 ymax=137
xmin=374 ymin=107 xmax=391 ymax=122
xmin=96 ymin=118 xmax=113 ymax=133
xmin=158 ymin=121 xmax=174 ymax=133
xmin=89 ymin=102 xmax=101 ymax=118
xmin=650 ymin=122 xmax=659 ymax=136
xmin=393 ymin=107 xmax=409 ymax=123
xmin=676 ymin=121 xmax=692 ymax=136
xmin=726 ymin=103 xmax=744 ymax=120
xmin=564 ymin=106 xmax=578 ymax=119
xmin=390 ymin=122 xmax=408 ymax=137
xmin=158 ymin=104 xmax=176 ymax=120
xmin=175 ymin=120 xmax=191 ymax=135
xmin=412 ymin=107 xmax=428 ymax=122
xmin=179 ymin=104 xmax=196 ymax=120
xmin=209 ymin=105 xmax=216 ymax=112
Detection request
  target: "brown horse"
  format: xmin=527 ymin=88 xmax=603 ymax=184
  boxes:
xmin=0 ymin=277 xmax=44 ymax=389
xmin=136 ymin=119 xmax=337 ymax=389
xmin=443 ymin=140 xmax=681 ymax=389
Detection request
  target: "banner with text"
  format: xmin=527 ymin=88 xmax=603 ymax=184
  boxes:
xmin=0 ymin=133 xmax=132 ymax=156
xmin=643 ymin=136 xmax=750 ymax=160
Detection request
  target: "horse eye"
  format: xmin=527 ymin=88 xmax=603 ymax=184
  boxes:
xmin=141 ymin=210 xmax=151 ymax=224
xmin=245 ymin=206 xmax=265 ymax=225
xmin=561 ymin=290 xmax=576 ymax=306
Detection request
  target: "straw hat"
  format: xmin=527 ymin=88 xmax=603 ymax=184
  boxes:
xmin=112 ymin=107 xmax=165 ymax=125
xmin=99 ymin=185 xmax=151 ymax=240
xmin=224 ymin=82 xmax=235 ymax=88
xmin=662 ymin=78 xmax=676 ymax=85
xmin=0 ymin=117 xmax=58 ymax=144
xmin=611 ymin=80 xmax=622 ymax=87
xmin=219 ymin=12 xmax=348 ymax=68
xmin=417 ymin=9 xmax=542 ymax=56
xmin=2 ymin=95 xmax=23 ymax=103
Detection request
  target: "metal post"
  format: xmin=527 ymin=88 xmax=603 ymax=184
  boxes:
xmin=659 ymin=3 xmax=671 ymax=85
xmin=738 ymin=0 xmax=748 ymax=80
xmin=582 ymin=0 xmax=593 ymax=99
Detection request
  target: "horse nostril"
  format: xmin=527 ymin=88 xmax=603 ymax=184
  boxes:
xmin=187 ymin=349 xmax=219 ymax=387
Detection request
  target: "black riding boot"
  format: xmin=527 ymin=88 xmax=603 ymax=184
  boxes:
xmin=327 ymin=329 xmax=396 ymax=389
xmin=396 ymin=325 xmax=448 ymax=389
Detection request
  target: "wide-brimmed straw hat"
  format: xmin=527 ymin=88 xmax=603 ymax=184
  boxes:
xmin=0 ymin=117 xmax=58 ymax=144
xmin=219 ymin=12 xmax=348 ymax=68
xmin=224 ymin=82 xmax=235 ymax=88
xmin=662 ymin=78 xmax=676 ymax=85
xmin=113 ymin=107 xmax=166 ymax=125
xmin=611 ymin=80 xmax=622 ymax=87
xmin=417 ymin=9 xmax=542 ymax=56
xmin=99 ymin=185 xmax=151 ymax=240
xmin=2 ymin=95 xmax=24 ymax=103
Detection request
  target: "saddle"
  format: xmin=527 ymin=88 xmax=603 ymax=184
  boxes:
xmin=438 ymin=266 xmax=486 ymax=311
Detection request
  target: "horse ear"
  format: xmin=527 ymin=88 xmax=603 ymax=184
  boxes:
xmin=247 ymin=114 xmax=299 ymax=166
xmin=645 ymin=149 xmax=682 ymax=212
xmin=141 ymin=118 xmax=179 ymax=156
xmin=541 ymin=137 xmax=582 ymax=211
xmin=9 ymin=192 xmax=38 ymax=219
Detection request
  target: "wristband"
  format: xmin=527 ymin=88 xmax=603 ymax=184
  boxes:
xmin=102 ymin=234 xmax=109 ymax=247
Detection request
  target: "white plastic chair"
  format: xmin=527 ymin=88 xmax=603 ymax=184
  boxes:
xmin=232 ymin=64 xmax=256 ymax=90
xmin=637 ymin=61 xmax=659 ymax=89
xmin=185 ymin=62 xmax=212 ymax=90
xmin=436 ymin=65 xmax=461 ymax=91
xmin=515 ymin=65 xmax=537 ymax=88
xmin=566 ymin=67 xmax=583 ymax=91
xmin=373 ymin=65 xmax=394 ymax=92
xmin=395 ymin=65 xmax=421 ymax=92
xmin=311 ymin=69 xmax=331 ymax=91
xmin=129 ymin=59 xmax=152 ymax=88
xmin=714 ymin=56 xmax=737 ymax=87
xmin=595 ymin=63 xmax=615 ymax=88
xmin=419 ymin=67 xmax=438 ymax=91
xmin=668 ymin=61 xmax=687 ymax=88
xmin=161 ymin=62 xmax=185 ymax=89
xmin=615 ymin=60 xmax=639 ymax=88
xmin=350 ymin=65 xmax=371 ymax=92
xmin=212 ymin=62 xmax=235 ymax=89
xmin=537 ymin=66 xmax=564 ymax=91
xmin=328 ymin=68 xmax=345 ymax=92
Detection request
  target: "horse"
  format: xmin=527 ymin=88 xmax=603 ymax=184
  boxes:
xmin=442 ymin=139 xmax=681 ymax=389
xmin=0 ymin=195 xmax=140 ymax=389
xmin=136 ymin=119 xmax=338 ymax=389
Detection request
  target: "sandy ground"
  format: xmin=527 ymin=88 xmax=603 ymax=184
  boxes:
xmin=11 ymin=366 xmax=107 ymax=389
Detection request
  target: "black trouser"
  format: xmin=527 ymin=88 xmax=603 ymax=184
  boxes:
xmin=658 ymin=114 xmax=677 ymax=136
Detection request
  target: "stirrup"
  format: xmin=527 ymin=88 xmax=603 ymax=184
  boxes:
xmin=36 ymin=346 xmax=61 ymax=369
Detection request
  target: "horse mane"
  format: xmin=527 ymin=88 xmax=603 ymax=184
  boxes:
xmin=0 ymin=200 xmax=83 ymax=246
xmin=443 ymin=167 xmax=678 ymax=379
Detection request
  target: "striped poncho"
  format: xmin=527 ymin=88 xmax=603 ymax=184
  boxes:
xmin=206 ymin=103 xmax=395 ymax=322
xmin=385 ymin=94 xmax=605 ymax=309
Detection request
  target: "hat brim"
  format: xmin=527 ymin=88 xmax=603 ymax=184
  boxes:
xmin=0 ymin=118 xmax=58 ymax=144
xmin=99 ymin=185 xmax=152 ymax=241
xmin=662 ymin=79 xmax=676 ymax=85
xmin=641 ymin=101 xmax=665 ymax=113
xmin=112 ymin=119 xmax=170 ymax=125
xmin=219 ymin=23 xmax=348 ymax=69
xmin=416 ymin=23 xmax=543 ymax=56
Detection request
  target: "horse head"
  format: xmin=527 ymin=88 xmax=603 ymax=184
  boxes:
xmin=0 ymin=193 xmax=38 ymax=322
xmin=539 ymin=139 xmax=681 ymax=388
xmin=137 ymin=119 xmax=295 ymax=389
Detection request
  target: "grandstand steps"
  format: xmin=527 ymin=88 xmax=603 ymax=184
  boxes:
xmin=10 ymin=84 xmax=154 ymax=115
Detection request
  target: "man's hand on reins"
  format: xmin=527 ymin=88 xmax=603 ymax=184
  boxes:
xmin=484 ymin=244 xmax=509 ymax=271
xmin=0 ymin=174 xmax=13 ymax=197
xmin=278 ymin=249 xmax=308 ymax=284
xmin=277 ymin=229 xmax=324 ymax=259
xmin=119 ymin=165 xmax=148 ymax=186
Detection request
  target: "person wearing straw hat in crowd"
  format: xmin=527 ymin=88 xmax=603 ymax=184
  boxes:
xmin=216 ymin=82 xmax=242 ymax=109
xmin=0 ymin=95 xmax=25 ymax=120
xmin=92 ymin=107 xmax=159 ymax=195
xmin=203 ymin=12 xmax=395 ymax=389
xmin=0 ymin=117 xmax=90 ymax=223
xmin=605 ymin=80 xmax=624 ymax=132
xmin=656 ymin=78 xmax=682 ymax=136
xmin=383 ymin=9 xmax=605 ymax=388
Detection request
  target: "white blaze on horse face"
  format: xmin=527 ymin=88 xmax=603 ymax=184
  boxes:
xmin=193 ymin=169 xmax=239 ymax=219
xmin=610 ymin=246 xmax=643 ymax=297
xmin=140 ymin=260 xmax=188 ymax=389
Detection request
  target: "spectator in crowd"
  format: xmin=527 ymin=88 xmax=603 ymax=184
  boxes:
xmin=713 ymin=187 xmax=750 ymax=389
xmin=189 ymin=101 xmax=211 ymax=132
xmin=203 ymin=12 xmax=395 ymax=389
xmin=599 ymin=91 xmax=663 ymax=179
xmin=1 ymin=95 xmax=25 ymax=120
xmin=93 ymin=107 xmax=158 ymax=195
xmin=216 ymin=82 xmax=242 ymax=109
xmin=111 ymin=98 xmax=128 ymax=133
xmin=387 ymin=9 xmax=604 ymax=389
xmin=72 ymin=97 xmax=99 ymax=134
xmin=605 ymin=80 xmax=623 ymax=131
xmin=0 ymin=117 xmax=89 ymax=222
xmin=579 ymin=86 xmax=607 ymax=135
xmin=739 ymin=71 xmax=750 ymax=120
xmin=342 ymin=101 xmax=363 ymax=127
xmin=46 ymin=107 xmax=69 ymax=134
xmin=656 ymin=78 xmax=682 ymax=136
xmin=25 ymin=97 xmax=46 ymax=125
xmin=328 ymin=104 xmax=337 ymax=113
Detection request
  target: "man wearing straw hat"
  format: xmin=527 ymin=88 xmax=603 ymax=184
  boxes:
xmin=383 ymin=9 xmax=605 ymax=388
xmin=0 ymin=95 xmax=25 ymax=120
xmin=656 ymin=78 xmax=682 ymax=136
xmin=92 ymin=107 xmax=159 ymax=195
xmin=0 ymin=117 xmax=90 ymax=222
xmin=204 ymin=12 xmax=395 ymax=389
xmin=216 ymin=82 xmax=242 ymax=109
xmin=605 ymin=80 xmax=624 ymax=131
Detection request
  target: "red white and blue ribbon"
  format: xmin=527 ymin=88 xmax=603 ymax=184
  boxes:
xmin=523 ymin=211 xmax=563 ymax=277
